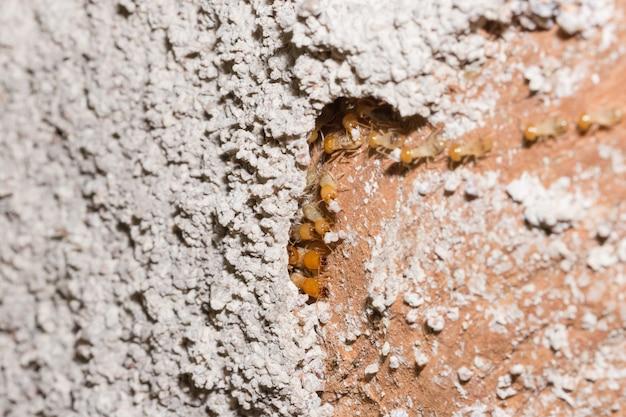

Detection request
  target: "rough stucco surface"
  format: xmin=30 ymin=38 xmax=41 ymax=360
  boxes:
xmin=0 ymin=0 xmax=616 ymax=416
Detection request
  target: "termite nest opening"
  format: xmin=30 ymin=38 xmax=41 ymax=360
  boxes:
xmin=308 ymin=97 xmax=430 ymax=163
xmin=288 ymin=97 xmax=625 ymax=300
xmin=288 ymin=97 xmax=441 ymax=301
xmin=305 ymin=98 xmax=496 ymax=170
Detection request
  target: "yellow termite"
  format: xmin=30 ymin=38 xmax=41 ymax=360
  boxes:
xmin=523 ymin=117 xmax=568 ymax=142
xmin=319 ymin=172 xmax=338 ymax=203
xmin=288 ymin=246 xmax=322 ymax=272
xmin=290 ymin=272 xmax=324 ymax=299
xmin=302 ymin=203 xmax=331 ymax=236
xmin=342 ymin=112 xmax=361 ymax=133
xmin=366 ymin=131 xmax=400 ymax=153
xmin=400 ymin=130 xmax=446 ymax=165
xmin=447 ymin=136 xmax=493 ymax=163
xmin=304 ymin=162 xmax=322 ymax=192
xmin=343 ymin=99 xmax=379 ymax=132
xmin=292 ymin=223 xmax=316 ymax=241
xmin=577 ymin=108 xmax=623 ymax=133
xmin=323 ymin=130 xmax=363 ymax=154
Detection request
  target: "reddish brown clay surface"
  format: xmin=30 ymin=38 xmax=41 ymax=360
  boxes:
xmin=303 ymin=6 xmax=626 ymax=417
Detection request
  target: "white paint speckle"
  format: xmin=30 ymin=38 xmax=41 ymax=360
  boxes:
xmin=364 ymin=362 xmax=380 ymax=377
xmin=327 ymin=199 xmax=342 ymax=213
xmin=596 ymin=222 xmax=612 ymax=240
xmin=457 ymin=366 xmax=473 ymax=382
xmin=544 ymin=323 xmax=570 ymax=354
xmin=414 ymin=348 xmax=429 ymax=368
xmin=587 ymin=245 xmax=617 ymax=271
xmin=381 ymin=341 xmax=391 ymax=357
xmin=444 ymin=173 xmax=462 ymax=193
xmin=510 ymin=364 xmax=524 ymax=376
xmin=323 ymin=231 xmax=340 ymax=244
xmin=388 ymin=409 xmax=409 ymax=417
xmin=406 ymin=309 xmax=420 ymax=324
xmin=403 ymin=292 xmax=424 ymax=308
xmin=507 ymin=173 xmax=589 ymax=233
xmin=426 ymin=310 xmax=445 ymax=333
xmin=389 ymin=355 xmax=400 ymax=370
xmin=581 ymin=311 xmax=598 ymax=330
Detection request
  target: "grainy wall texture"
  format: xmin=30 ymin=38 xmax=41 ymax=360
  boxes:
xmin=0 ymin=1 xmax=621 ymax=417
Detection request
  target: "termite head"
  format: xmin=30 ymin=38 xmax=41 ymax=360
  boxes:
xmin=447 ymin=143 xmax=463 ymax=162
xmin=342 ymin=113 xmax=360 ymax=133
xmin=290 ymin=272 xmax=324 ymax=299
xmin=367 ymin=131 xmax=382 ymax=148
xmin=399 ymin=146 xmax=414 ymax=165
xmin=303 ymin=249 xmax=322 ymax=272
xmin=523 ymin=125 xmax=539 ymax=142
xmin=320 ymin=184 xmax=337 ymax=203
xmin=295 ymin=223 xmax=316 ymax=241
xmin=319 ymin=171 xmax=338 ymax=203
xmin=577 ymin=113 xmax=593 ymax=132
xmin=314 ymin=218 xmax=330 ymax=236
xmin=323 ymin=132 xmax=340 ymax=154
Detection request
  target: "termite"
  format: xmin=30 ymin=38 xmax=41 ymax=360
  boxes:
xmin=343 ymin=99 xmax=376 ymax=128
xmin=342 ymin=112 xmax=361 ymax=133
xmin=342 ymin=110 xmax=375 ymax=142
xmin=447 ymin=136 xmax=493 ymax=163
xmin=319 ymin=172 xmax=338 ymax=203
xmin=290 ymin=272 xmax=324 ymax=299
xmin=523 ymin=117 xmax=568 ymax=142
xmin=577 ymin=108 xmax=623 ymax=133
xmin=288 ymin=246 xmax=322 ymax=272
xmin=323 ymin=130 xmax=363 ymax=154
xmin=302 ymin=203 xmax=331 ymax=236
xmin=400 ymin=128 xmax=446 ymax=165
xmin=305 ymin=163 xmax=320 ymax=191
xmin=292 ymin=223 xmax=317 ymax=241
xmin=366 ymin=131 xmax=400 ymax=153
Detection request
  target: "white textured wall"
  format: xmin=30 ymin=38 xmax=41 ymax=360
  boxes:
xmin=0 ymin=1 xmax=614 ymax=416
